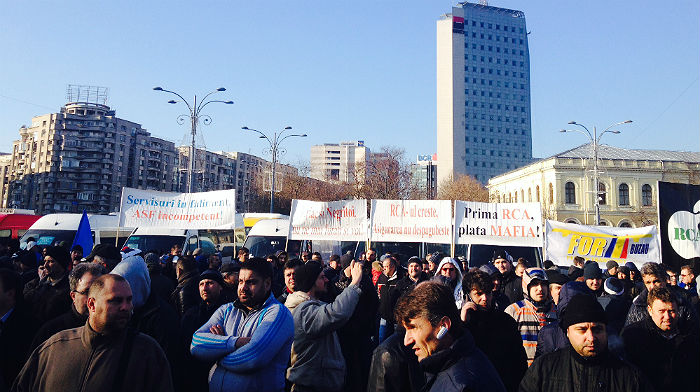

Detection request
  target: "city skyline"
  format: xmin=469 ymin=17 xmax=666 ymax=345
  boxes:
xmin=1 ymin=1 xmax=698 ymax=170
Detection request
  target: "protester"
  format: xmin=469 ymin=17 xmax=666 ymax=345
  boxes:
xmin=520 ymin=294 xmax=652 ymax=392
xmin=144 ymin=252 xmax=175 ymax=301
xmin=395 ymin=256 xmax=428 ymax=298
xmin=11 ymin=251 xmax=37 ymax=286
xmin=534 ymin=281 xmax=592 ymax=358
xmin=69 ymin=245 xmax=83 ymax=268
xmin=237 ymin=247 xmax=249 ymax=263
xmin=394 ymin=281 xmax=505 ymax=392
xmin=493 ymin=249 xmax=521 ymax=303
xmin=23 ymin=245 xmax=71 ymax=323
xmin=85 ymin=243 xmax=122 ymax=272
xmin=426 ymin=252 xmax=441 ymax=277
xmin=514 ymin=259 xmax=527 ymax=277
xmin=220 ymin=261 xmax=241 ymax=296
xmin=505 ymin=267 xmax=557 ymax=366
xmin=621 ymin=286 xmax=700 ymax=392
xmin=598 ymin=277 xmax=632 ymax=352
xmin=170 ymin=256 xmax=200 ymax=317
xmin=30 ymin=262 xmax=106 ymax=352
xmin=334 ymin=254 xmax=379 ymax=392
xmin=286 ymin=261 xmax=363 ymax=392
xmin=179 ymin=270 xmax=232 ymax=392
xmin=377 ymin=255 xmax=404 ymax=342
xmin=277 ymin=258 xmax=303 ymax=304
xmin=0 ymin=268 xmax=38 ymax=391
xmin=664 ymin=266 xmax=678 ymax=286
xmin=605 ymin=260 xmax=618 ymax=278
xmin=461 ymin=270 xmax=527 ymax=392
xmin=545 ymin=269 xmax=569 ymax=306
xmin=13 ymin=274 xmax=174 ymax=392
xmin=679 ymin=264 xmax=697 ymax=297
xmin=478 ymin=263 xmax=510 ymax=310
xmin=434 ymin=257 xmax=464 ymax=309
xmin=583 ymin=263 xmax=603 ymax=296
xmin=207 ymin=253 xmax=222 ymax=272
xmin=367 ymin=327 xmax=425 ymax=392
xmin=624 ymin=262 xmax=698 ymax=331
xmin=190 ymin=258 xmax=293 ymax=392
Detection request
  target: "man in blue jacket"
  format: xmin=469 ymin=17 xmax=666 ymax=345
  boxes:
xmin=190 ymin=258 xmax=293 ymax=392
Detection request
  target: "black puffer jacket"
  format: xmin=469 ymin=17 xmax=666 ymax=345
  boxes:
xmin=621 ymin=317 xmax=700 ymax=392
xmin=420 ymin=328 xmax=506 ymax=392
xmin=501 ymin=270 xmax=523 ymax=304
xmin=520 ymin=345 xmax=654 ymax=392
xmin=367 ymin=328 xmax=425 ymax=392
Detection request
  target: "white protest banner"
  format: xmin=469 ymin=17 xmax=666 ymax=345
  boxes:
xmin=544 ymin=220 xmax=661 ymax=268
xmin=454 ymin=201 xmax=543 ymax=247
xmin=288 ymin=199 xmax=368 ymax=241
xmin=119 ymin=187 xmax=236 ymax=229
xmin=369 ymin=199 xmax=452 ymax=243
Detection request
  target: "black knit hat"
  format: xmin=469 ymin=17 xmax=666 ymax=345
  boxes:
xmin=569 ymin=267 xmax=583 ymax=281
xmin=199 ymin=270 xmax=226 ymax=288
xmin=546 ymin=270 xmax=570 ymax=285
xmin=294 ymin=262 xmax=323 ymax=292
xmin=560 ymin=294 xmax=607 ymax=330
xmin=340 ymin=254 xmax=354 ymax=270
xmin=605 ymin=260 xmax=619 ymax=271
xmin=584 ymin=263 xmax=602 ymax=280
xmin=44 ymin=246 xmax=70 ymax=269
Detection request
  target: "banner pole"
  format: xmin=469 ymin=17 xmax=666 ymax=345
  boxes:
xmin=116 ymin=187 xmax=126 ymax=248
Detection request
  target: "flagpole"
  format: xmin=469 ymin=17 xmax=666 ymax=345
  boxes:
xmin=116 ymin=187 xmax=126 ymax=248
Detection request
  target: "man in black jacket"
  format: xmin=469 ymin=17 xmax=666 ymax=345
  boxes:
xmin=23 ymin=246 xmax=71 ymax=323
xmin=30 ymin=263 xmax=106 ymax=352
xmin=461 ymin=270 xmax=526 ymax=392
xmin=621 ymin=286 xmax=700 ymax=392
xmin=377 ymin=255 xmax=403 ymax=343
xmin=394 ymin=256 xmax=427 ymax=299
xmin=520 ymin=294 xmax=653 ymax=392
xmin=367 ymin=327 xmax=425 ymax=392
xmin=394 ymin=281 xmax=505 ymax=392
xmin=492 ymin=249 xmax=522 ymax=304
xmin=0 ymin=268 xmax=39 ymax=391
xmin=170 ymin=256 xmax=200 ymax=317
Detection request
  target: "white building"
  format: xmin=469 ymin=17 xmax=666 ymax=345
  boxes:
xmin=309 ymin=141 xmax=369 ymax=183
xmin=437 ymin=2 xmax=532 ymax=186
xmin=487 ymin=143 xmax=700 ymax=227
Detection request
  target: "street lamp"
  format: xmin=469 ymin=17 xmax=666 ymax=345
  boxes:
xmin=242 ymin=126 xmax=307 ymax=213
xmin=153 ymin=86 xmax=234 ymax=193
xmin=560 ymin=120 xmax=632 ymax=225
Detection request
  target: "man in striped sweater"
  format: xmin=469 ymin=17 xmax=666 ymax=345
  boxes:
xmin=191 ymin=258 xmax=294 ymax=392
xmin=504 ymin=268 xmax=557 ymax=367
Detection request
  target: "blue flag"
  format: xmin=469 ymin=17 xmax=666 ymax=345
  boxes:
xmin=72 ymin=210 xmax=93 ymax=255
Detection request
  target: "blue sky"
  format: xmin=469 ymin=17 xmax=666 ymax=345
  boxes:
xmin=1 ymin=1 xmax=698 ymax=167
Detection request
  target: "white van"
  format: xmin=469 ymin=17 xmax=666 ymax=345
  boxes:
xmin=123 ymin=214 xmax=245 ymax=259
xmin=243 ymin=219 xmax=357 ymax=261
xmin=20 ymin=213 xmax=135 ymax=250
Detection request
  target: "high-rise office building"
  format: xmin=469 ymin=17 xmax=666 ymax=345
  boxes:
xmin=310 ymin=141 xmax=369 ymax=183
xmin=437 ymin=1 xmax=532 ymax=187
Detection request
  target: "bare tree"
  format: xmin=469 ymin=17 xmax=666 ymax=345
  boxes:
xmin=350 ymin=146 xmax=416 ymax=200
xmin=437 ymin=174 xmax=488 ymax=202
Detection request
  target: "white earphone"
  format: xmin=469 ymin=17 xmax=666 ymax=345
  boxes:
xmin=436 ymin=325 xmax=448 ymax=340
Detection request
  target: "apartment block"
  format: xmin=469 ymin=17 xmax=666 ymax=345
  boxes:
xmin=310 ymin=141 xmax=369 ymax=183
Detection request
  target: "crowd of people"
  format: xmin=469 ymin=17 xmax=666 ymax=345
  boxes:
xmin=0 ymin=238 xmax=699 ymax=392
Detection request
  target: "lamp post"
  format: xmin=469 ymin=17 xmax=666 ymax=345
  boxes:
xmin=153 ymin=86 xmax=233 ymax=193
xmin=242 ymin=126 xmax=307 ymax=213
xmin=560 ymin=120 xmax=632 ymax=225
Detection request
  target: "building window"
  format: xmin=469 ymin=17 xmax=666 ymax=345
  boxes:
xmin=565 ymin=182 xmax=576 ymax=204
xmin=598 ymin=182 xmax=607 ymax=205
xmin=528 ymin=188 xmax=532 ymax=202
xmin=618 ymin=183 xmax=630 ymax=206
xmin=548 ymin=184 xmax=553 ymax=205
xmin=536 ymin=186 xmax=540 ymax=202
xmin=642 ymin=184 xmax=653 ymax=206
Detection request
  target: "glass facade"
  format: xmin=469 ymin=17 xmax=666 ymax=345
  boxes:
xmin=453 ymin=3 xmax=532 ymax=183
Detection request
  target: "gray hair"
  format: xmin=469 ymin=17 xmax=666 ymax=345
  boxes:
xmin=69 ymin=263 xmax=107 ymax=291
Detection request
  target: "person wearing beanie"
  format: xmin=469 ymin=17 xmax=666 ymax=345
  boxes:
xmin=12 ymin=250 xmax=38 ymax=285
xmin=545 ymin=270 xmax=569 ymax=306
xmin=479 ymin=263 xmax=511 ymax=311
xmin=285 ymin=260 xmax=364 ymax=392
xmin=179 ymin=269 xmax=233 ymax=391
xmin=505 ymin=268 xmax=557 ymax=367
xmin=605 ymin=260 xmax=619 ymax=278
xmin=535 ymin=281 xmax=594 ymax=359
xmin=277 ymin=259 xmax=303 ymax=305
xmin=521 ymin=294 xmax=653 ymax=392
xmin=598 ymin=277 xmax=632 ymax=355
xmin=144 ymin=252 xmax=175 ymax=302
xmin=583 ymin=263 xmax=603 ymax=296
xmin=394 ymin=256 xmax=428 ymax=299
xmin=23 ymin=245 xmax=72 ymax=323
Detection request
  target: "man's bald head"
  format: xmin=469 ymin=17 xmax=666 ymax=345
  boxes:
xmin=88 ymin=274 xmax=128 ymax=299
